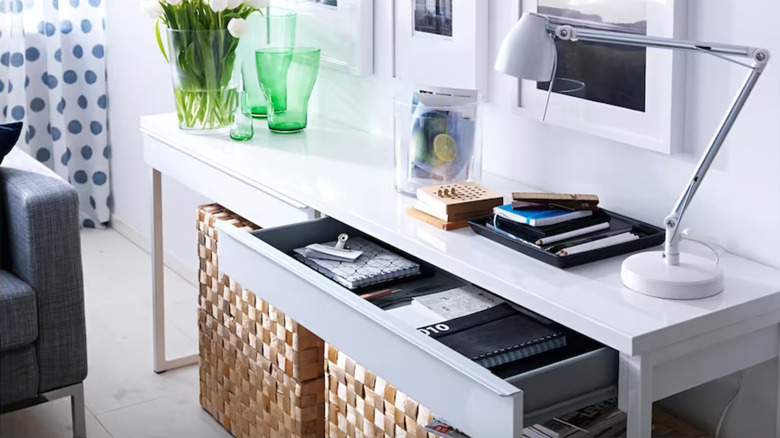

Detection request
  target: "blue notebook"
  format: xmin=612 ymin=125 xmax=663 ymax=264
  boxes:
xmin=493 ymin=204 xmax=592 ymax=227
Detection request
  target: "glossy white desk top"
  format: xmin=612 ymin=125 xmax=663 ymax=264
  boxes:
xmin=142 ymin=113 xmax=780 ymax=356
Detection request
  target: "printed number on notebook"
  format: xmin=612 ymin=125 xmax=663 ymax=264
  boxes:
xmin=418 ymin=324 xmax=451 ymax=336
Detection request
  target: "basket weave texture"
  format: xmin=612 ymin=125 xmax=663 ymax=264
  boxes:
xmin=326 ymin=344 xmax=437 ymax=438
xmin=197 ymin=204 xmax=326 ymax=438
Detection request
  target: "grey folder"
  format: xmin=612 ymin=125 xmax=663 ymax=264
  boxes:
xmin=294 ymin=237 xmax=421 ymax=290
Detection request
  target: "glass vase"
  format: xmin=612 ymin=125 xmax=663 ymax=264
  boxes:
xmin=238 ymin=7 xmax=297 ymax=118
xmin=168 ymin=28 xmax=240 ymax=133
xmin=394 ymin=93 xmax=483 ymax=196
xmin=256 ymin=47 xmax=321 ymax=133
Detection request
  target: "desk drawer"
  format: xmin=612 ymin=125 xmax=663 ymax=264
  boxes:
xmin=216 ymin=217 xmax=618 ymax=438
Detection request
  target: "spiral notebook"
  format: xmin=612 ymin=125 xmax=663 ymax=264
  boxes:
xmin=293 ymin=237 xmax=421 ymax=290
xmin=418 ymin=303 xmax=567 ymax=369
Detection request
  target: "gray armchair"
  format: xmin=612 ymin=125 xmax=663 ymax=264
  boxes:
xmin=0 ymin=149 xmax=88 ymax=438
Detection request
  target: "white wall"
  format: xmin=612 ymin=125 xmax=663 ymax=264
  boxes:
xmin=105 ymin=0 xmax=210 ymax=279
xmin=105 ymin=0 xmax=780 ymax=436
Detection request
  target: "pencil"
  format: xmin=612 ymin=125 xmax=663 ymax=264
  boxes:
xmin=556 ymin=232 xmax=639 ymax=257
xmin=536 ymin=222 xmax=611 ymax=246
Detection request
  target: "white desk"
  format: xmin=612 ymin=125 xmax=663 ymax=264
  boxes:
xmin=142 ymin=113 xmax=780 ymax=438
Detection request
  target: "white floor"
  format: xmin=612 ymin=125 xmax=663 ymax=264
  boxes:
xmin=0 ymin=228 xmax=232 ymax=438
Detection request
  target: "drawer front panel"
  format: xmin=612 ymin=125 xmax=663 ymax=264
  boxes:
xmin=144 ymin=136 xmax=313 ymax=227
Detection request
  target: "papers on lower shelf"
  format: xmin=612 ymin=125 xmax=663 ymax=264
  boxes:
xmin=523 ymin=399 xmax=621 ymax=438
xmin=426 ymin=419 xmax=471 ymax=438
xmin=522 ymin=399 xmax=707 ymax=438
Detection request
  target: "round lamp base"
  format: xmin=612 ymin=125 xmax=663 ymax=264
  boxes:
xmin=621 ymin=251 xmax=724 ymax=300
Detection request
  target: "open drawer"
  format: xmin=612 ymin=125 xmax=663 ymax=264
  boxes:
xmin=216 ymin=217 xmax=618 ymax=437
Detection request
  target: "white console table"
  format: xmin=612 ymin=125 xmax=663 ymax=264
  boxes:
xmin=142 ymin=113 xmax=780 ymax=438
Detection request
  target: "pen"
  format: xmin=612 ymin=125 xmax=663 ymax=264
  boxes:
xmin=543 ymin=228 xmax=628 ymax=253
xmin=535 ymin=222 xmax=611 ymax=246
xmin=556 ymin=232 xmax=639 ymax=256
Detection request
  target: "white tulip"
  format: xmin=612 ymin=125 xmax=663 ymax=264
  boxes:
xmin=226 ymin=0 xmax=242 ymax=8
xmin=244 ymin=0 xmax=269 ymax=9
xmin=166 ymin=0 xmax=183 ymax=5
xmin=141 ymin=0 xmax=164 ymax=19
xmin=209 ymin=0 xmax=228 ymax=12
xmin=228 ymin=17 xmax=248 ymax=38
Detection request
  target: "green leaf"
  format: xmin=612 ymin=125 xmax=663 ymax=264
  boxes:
xmin=155 ymin=18 xmax=169 ymax=63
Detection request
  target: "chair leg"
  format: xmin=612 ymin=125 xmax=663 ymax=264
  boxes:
xmin=70 ymin=383 xmax=86 ymax=438
xmin=39 ymin=383 xmax=87 ymax=437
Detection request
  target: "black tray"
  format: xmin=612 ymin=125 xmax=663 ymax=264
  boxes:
xmin=469 ymin=210 xmax=664 ymax=269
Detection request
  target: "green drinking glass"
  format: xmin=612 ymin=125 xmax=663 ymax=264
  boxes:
xmin=238 ymin=7 xmax=297 ymax=118
xmin=256 ymin=47 xmax=321 ymax=133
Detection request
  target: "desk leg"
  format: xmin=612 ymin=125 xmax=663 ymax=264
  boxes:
xmin=777 ymin=328 xmax=780 ymax=438
xmin=151 ymin=168 xmax=198 ymax=373
xmin=621 ymin=353 xmax=653 ymax=438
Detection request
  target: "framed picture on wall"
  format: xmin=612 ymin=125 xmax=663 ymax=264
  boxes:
xmin=274 ymin=0 xmax=373 ymax=76
xmin=394 ymin=0 xmax=489 ymax=95
xmin=514 ymin=0 xmax=687 ymax=154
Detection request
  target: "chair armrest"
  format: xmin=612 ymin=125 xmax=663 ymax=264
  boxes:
xmin=0 ymin=153 xmax=87 ymax=392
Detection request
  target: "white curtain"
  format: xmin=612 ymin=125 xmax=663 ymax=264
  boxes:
xmin=0 ymin=0 xmax=110 ymax=227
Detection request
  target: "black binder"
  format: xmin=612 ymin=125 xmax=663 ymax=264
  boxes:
xmin=418 ymin=303 xmax=567 ymax=369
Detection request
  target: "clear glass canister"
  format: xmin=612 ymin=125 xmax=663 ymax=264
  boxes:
xmin=394 ymin=93 xmax=483 ymax=196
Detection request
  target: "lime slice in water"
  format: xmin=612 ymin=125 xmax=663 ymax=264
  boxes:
xmin=433 ymin=133 xmax=457 ymax=163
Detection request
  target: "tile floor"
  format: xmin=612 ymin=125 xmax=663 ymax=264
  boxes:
xmin=0 ymin=228 xmax=232 ymax=438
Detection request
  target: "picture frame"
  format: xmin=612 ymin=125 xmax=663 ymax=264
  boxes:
xmin=394 ymin=0 xmax=489 ymax=95
xmin=513 ymin=0 xmax=688 ymax=154
xmin=273 ymin=0 xmax=374 ymax=76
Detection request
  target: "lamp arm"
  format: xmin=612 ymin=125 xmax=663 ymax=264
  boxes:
xmin=548 ymin=23 xmax=764 ymax=60
xmin=663 ymin=56 xmax=767 ymax=265
xmin=545 ymin=19 xmax=770 ymax=265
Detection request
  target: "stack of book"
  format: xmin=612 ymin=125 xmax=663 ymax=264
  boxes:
xmin=493 ymin=193 xmax=639 ymax=257
xmin=407 ymin=182 xmax=503 ymax=230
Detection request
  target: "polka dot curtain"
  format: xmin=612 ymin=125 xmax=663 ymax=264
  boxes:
xmin=0 ymin=0 xmax=109 ymax=228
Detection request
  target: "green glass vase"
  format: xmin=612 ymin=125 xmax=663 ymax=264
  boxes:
xmin=238 ymin=7 xmax=297 ymax=119
xmin=256 ymin=47 xmax=321 ymax=133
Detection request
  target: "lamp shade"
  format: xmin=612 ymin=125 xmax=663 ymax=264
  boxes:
xmin=495 ymin=13 xmax=556 ymax=81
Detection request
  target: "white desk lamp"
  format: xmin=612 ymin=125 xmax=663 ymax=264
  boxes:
xmin=496 ymin=13 xmax=770 ymax=300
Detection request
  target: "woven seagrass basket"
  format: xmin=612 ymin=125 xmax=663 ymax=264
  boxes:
xmin=326 ymin=344 xmax=437 ymax=438
xmin=197 ymin=204 xmax=326 ymax=438
xmin=197 ymin=204 xmax=440 ymax=438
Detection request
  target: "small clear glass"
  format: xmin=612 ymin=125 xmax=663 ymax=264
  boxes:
xmin=393 ymin=93 xmax=483 ymax=196
xmin=230 ymin=93 xmax=254 ymax=141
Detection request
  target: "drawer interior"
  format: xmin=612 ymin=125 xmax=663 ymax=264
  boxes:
xmin=251 ymin=217 xmax=618 ymax=423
